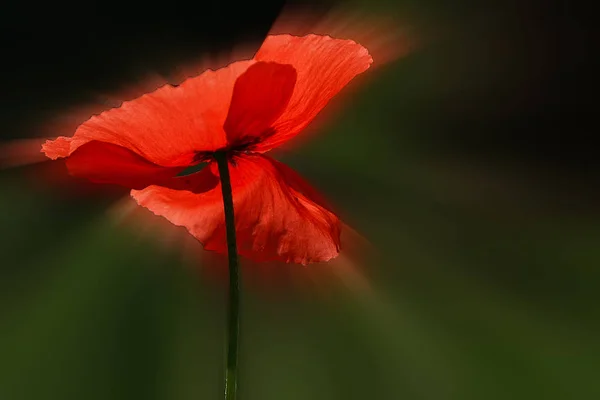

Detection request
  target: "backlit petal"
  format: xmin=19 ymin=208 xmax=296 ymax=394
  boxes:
xmin=253 ymin=34 xmax=372 ymax=151
xmin=42 ymin=60 xmax=255 ymax=166
xmin=42 ymin=136 xmax=72 ymax=159
xmin=224 ymin=62 xmax=297 ymax=146
xmin=131 ymin=154 xmax=340 ymax=264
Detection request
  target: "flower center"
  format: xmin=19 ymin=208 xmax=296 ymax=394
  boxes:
xmin=193 ymin=127 xmax=276 ymax=163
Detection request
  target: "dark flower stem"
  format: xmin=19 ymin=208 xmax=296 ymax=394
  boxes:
xmin=215 ymin=151 xmax=240 ymax=400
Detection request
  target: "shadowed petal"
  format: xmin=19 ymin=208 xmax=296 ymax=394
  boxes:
xmin=224 ymin=62 xmax=297 ymax=146
xmin=65 ymin=141 xmax=186 ymax=189
xmin=42 ymin=60 xmax=255 ymax=166
xmin=252 ymin=34 xmax=372 ymax=151
xmin=131 ymin=154 xmax=340 ymax=264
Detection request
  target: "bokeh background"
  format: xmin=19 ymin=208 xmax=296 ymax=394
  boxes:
xmin=1 ymin=0 xmax=597 ymax=399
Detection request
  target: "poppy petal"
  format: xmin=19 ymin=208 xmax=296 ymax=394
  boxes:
xmin=131 ymin=154 xmax=340 ymax=264
xmin=224 ymin=62 xmax=297 ymax=146
xmin=266 ymin=157 xmax=338 ymax=215
xmin=252 ymin=34 xmax=372 ymax=151
xmin=42 ymin=136 xmax=72 ymax=159
xmin=42 ymin=60 xmax=255 ymax=166
xmin=65 ymin=141 xmax=185 ymax=189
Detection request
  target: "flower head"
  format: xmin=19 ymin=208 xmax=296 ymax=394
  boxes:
xmin=42 ymin=34 xmax=372 ymax=264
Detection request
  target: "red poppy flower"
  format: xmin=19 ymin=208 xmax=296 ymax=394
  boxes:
xmin=41 ymin=34 xmax=372 ymax=264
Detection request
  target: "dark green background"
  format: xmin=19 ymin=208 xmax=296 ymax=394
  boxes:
xmin=1 ymin=0 xmax=597 ymax=399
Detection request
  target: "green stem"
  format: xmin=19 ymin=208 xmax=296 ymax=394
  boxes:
xmin=215 ymin=151 xmax=240 ymax=400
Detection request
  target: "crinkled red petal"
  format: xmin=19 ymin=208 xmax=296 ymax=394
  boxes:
xmin=253 ymin=34 xmax=372 ymax=151
xmin=131 ymin=154 xmax=340 ymax=264
xmin=42 ymin=60 xmax=255 ymax=166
